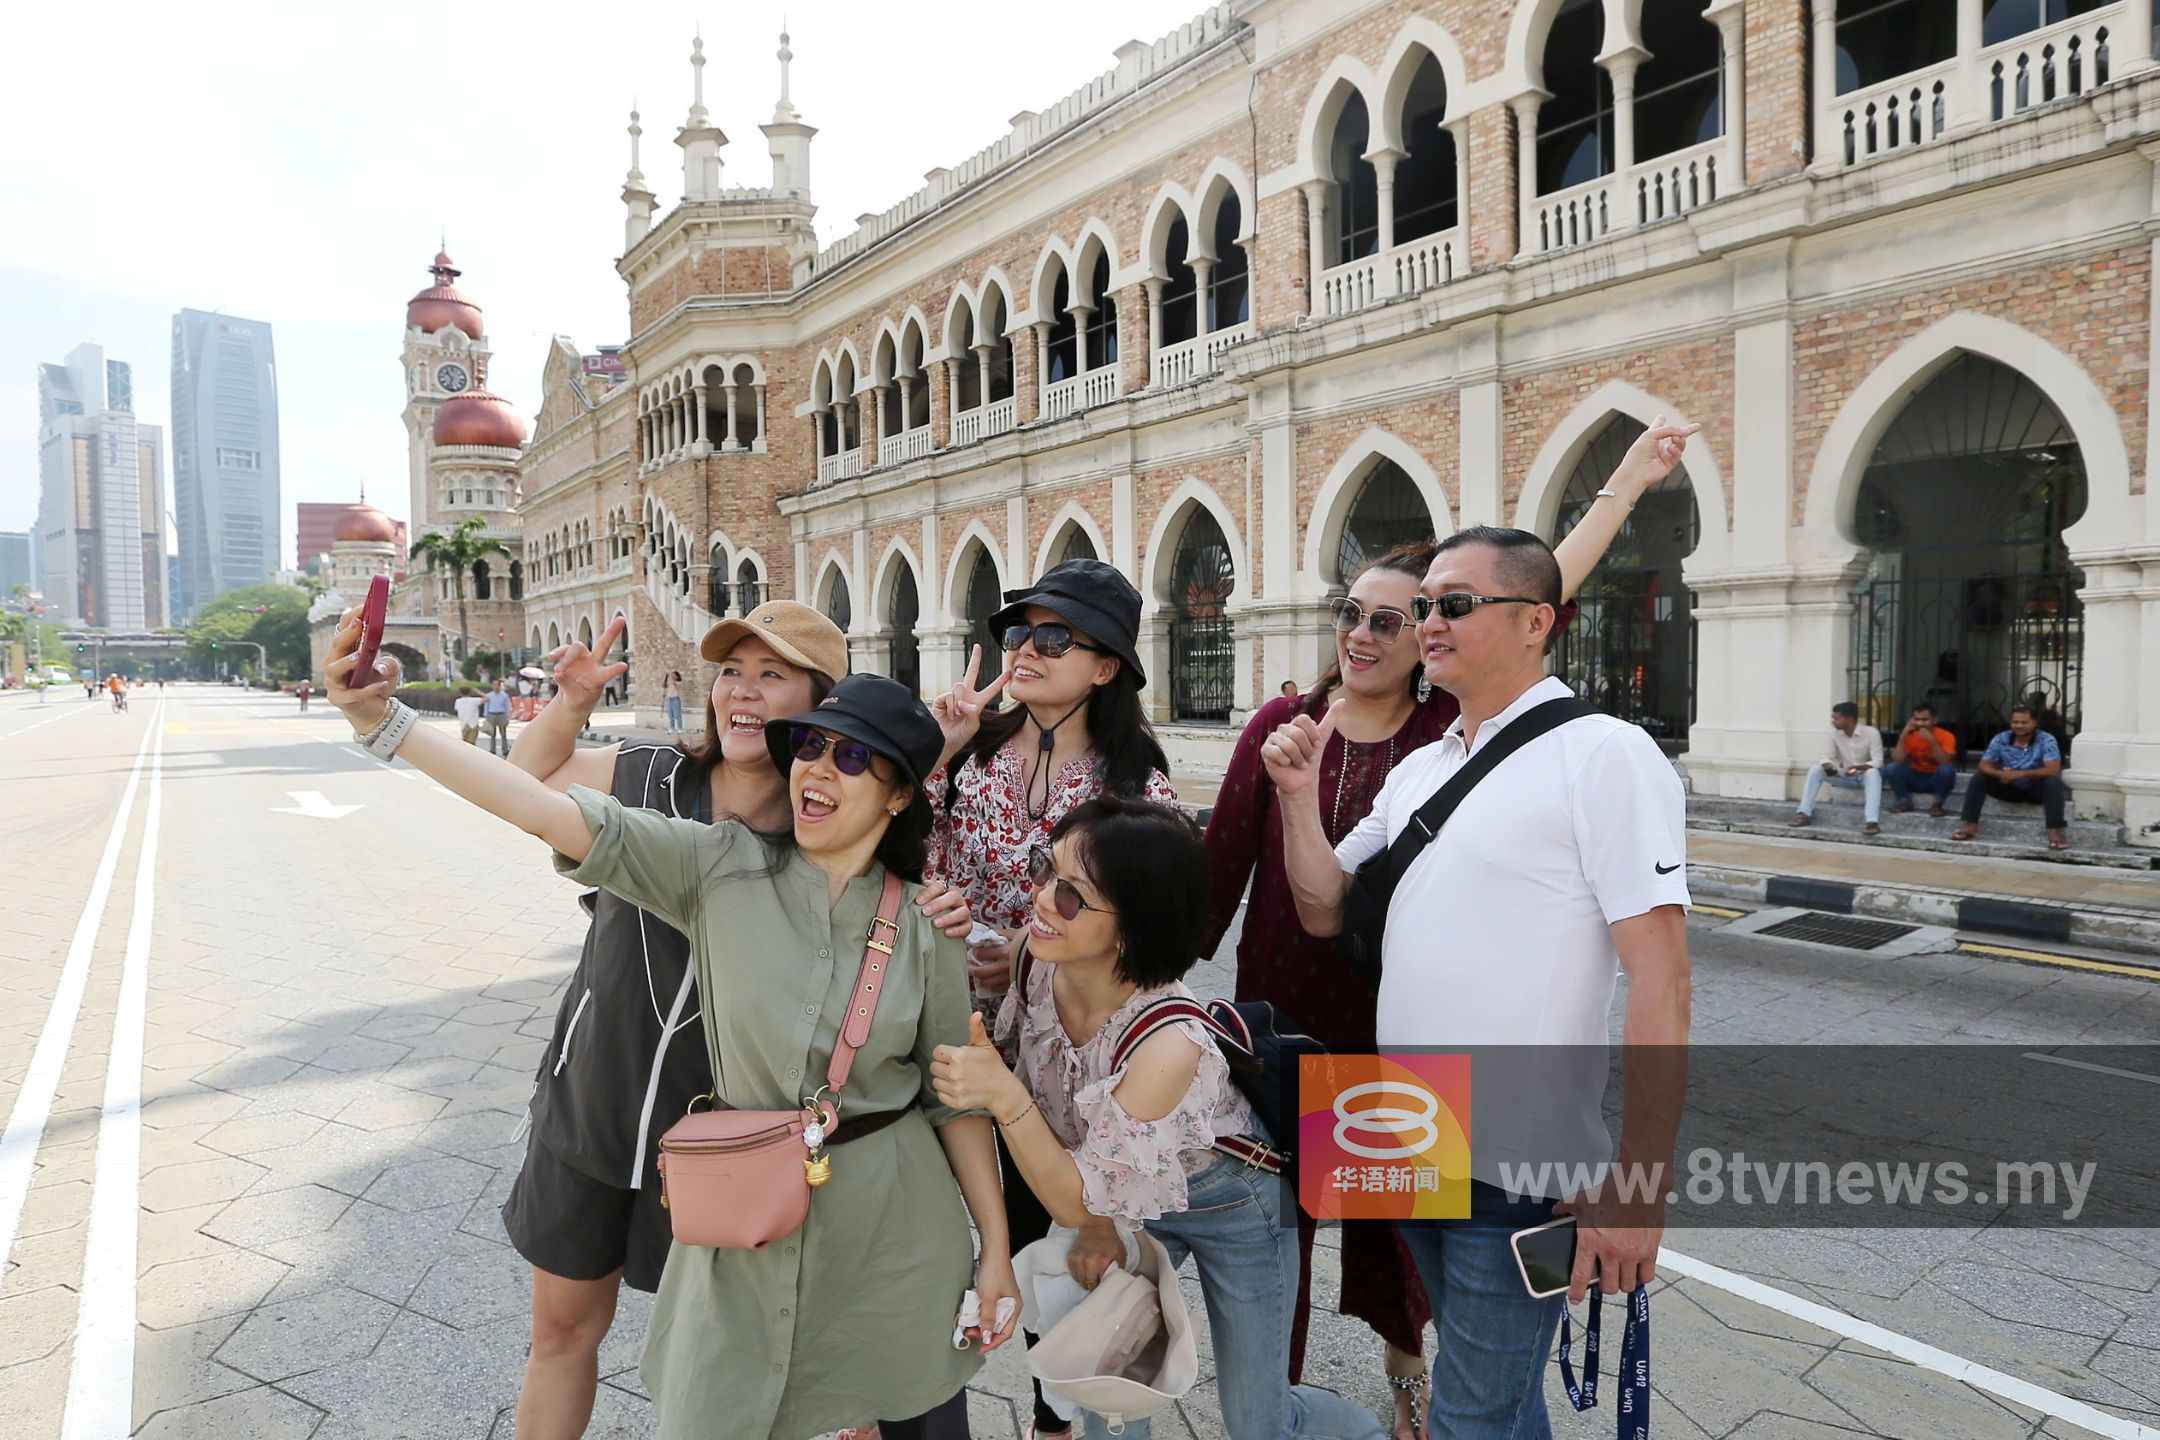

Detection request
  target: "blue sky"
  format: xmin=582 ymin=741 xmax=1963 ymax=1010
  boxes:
xmin=0 ymin=0 xmax=1200 ymax=562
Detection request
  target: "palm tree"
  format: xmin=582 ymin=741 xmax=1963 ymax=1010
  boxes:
xmin=410 ymin=516 xmax=510 ymax=665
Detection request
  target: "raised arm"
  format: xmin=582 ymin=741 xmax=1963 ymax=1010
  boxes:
xmin=507 ymin=616 xmax=628 ymax=792
xmin=1262 ymin=702 xmax=1353 ymax=938
xmin=1552 ymin=417 xmax=1703 ymax=603
xmin=325 ymin=611 xmax=595 ymax=860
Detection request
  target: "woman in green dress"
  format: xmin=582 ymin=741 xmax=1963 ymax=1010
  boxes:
xmin=323 ymin=615 xmax=1019 ymax=1440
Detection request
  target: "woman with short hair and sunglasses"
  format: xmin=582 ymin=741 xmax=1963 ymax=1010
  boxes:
xmin=323 ymin=614 xmax=1014 ymax=1440
xmin=923 ymin=558 xmax=1176 ymax=1440
xmin=931 ymin=796 xmax=1386 ymax=1440
xmin=1201 ymin=420 xmax=1698 ymax=1437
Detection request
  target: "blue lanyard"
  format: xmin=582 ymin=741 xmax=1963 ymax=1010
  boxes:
xmin=1558 ymin=1286 xmax=1650 ymax=1440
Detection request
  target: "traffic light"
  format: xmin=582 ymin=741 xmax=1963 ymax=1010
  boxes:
xmin=75 ymin=643 xmax=85 ymax=654
xmin=209 ymin=641 xmax=219 ymax=650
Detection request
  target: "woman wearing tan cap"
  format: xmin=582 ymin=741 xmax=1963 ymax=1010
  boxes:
xmin=492 ymin=601 xmax=975 ymax=1440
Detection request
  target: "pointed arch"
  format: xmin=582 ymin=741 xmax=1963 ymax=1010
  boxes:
xmin=938 ymin=282 xmax=980 ymax=359
xmin=1803 ymin=314 xmax=2135 ymax=559
xmin=1142 ymin=478 xmax=1249 ymax=608
xmin=871 ymin=319 xmax=905 ymax=385
xmin=1302 ymin=429 xmax=1453 ymax=579
xmin=832 ymin=339 xmax=866 ymax=396
xmin=1072 ymin=218 xmax=1125 ymax=289
xmin=1296 ymin=58 xmax=1384 ymax=185
xmin=1027 ymin=238 xmax=1077 ymax=326
xmin=943 ymin=520 xmax=1007 ymax=622
xmin=1501 ymin=0 xmax=1635 ymax=97
xmin=1192 ymin=161 xmax=1257 ymax=247
xmin=813 ymin=548 xmax=854 ymax=625
xmin=1375 ymin=20 xmax=1472 ymax=149
xmin=1033 ymin=501 xmax=1113 ymax=579
xmin=1514 ymin=380 xmax=1730 ymax=571
xmin=871 ymin=536 xmax=925 ymax=636
xmin=1141 ymin=185 xmax=1201 ymax=274
xmin=810 ymin=352 xmax=837 ymax=408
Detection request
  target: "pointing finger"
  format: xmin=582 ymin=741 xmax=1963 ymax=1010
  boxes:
xmin=1314 ymin=698 xmax=1347 ymax=744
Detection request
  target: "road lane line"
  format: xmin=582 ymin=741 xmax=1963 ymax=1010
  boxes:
xmin=61 ymin=698 xmax=164 ymax=1439
xmin=1958 ymin=941 xmax=2160 ymax=982
xmin=1660 ymin=1248 xmax=2159 ymax=1439
xmin=0 ymin=704 xmax=157 ymax=1289
xmin=2021 ymin=1051 xmax=2160 ymax=1086
xmin=0 ymin=703 xmax=93 ymax=742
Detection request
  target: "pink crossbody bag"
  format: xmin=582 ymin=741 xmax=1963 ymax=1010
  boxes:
xmin=656 ymin=872 xmax=904 ymax=1249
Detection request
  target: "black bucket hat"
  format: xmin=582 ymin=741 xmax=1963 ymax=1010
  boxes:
xmin=988 ymin=557 xmax=1147 ymax=688
xmin=763 ymin=673 xmax=945 ymax=795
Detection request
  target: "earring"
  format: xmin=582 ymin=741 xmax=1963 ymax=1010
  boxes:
xmin=1416 ymin=674 xmax=1433 ymax=704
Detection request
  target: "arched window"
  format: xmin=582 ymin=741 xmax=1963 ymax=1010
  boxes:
xmin=547 ymin=621 xmax=562 ymax=651
xmin=1207 ymin=196 xmax=1249 ymax=332
xmin=1045 ymin=265 xmax=1078 ymax=383
xmin=1537 ymin=0 xmax=1614 ymax=194
xmin=980 ymin=290 xmax=1015 ymax=404
xmin=1848 ymin=353 xmax=2087 ymax=749
xmin=1983 ymin=0 xmax=2108 ymax=44
xmin=1636 ymin=5 xmax=1725 ymax=161
xmin=1334 ymin=460 xmax=1434 ymax=583
xmin=736 ymin=557 xmax=763 ymax=611
xmin=1167 ymin=508 xmax=1235 ymax=722
xmin=1328 ymin=92 xmax=1380 ymax=263
xmin=1084 ymin=250 xmax=1119 ymax=372
xmin=732 ymin=363 xmax=762 ymax=447
xmin=509 ymin=559 xmax=524 ymax=602
xmin=835 ymin=355 xmax=860 ymax=450
xmin=824 ymin=569 xmax=852 ymax=633
xmin=1836 ymin=0 xmax=1958 ymax=92
xmin=963 ymin=545 xmax=1004 ymax=660
xmin=1161 ymin=217 xmax=1199 ymax=346
xmin=708 ymin=543 xmax=729 ymax=615
xmin=472 ymin=559 xmax=492 ymax=601
xmin=702 ymin=363 xmax=729 ymax=443
xmin=953 ymin=308 xmax=982 ymax=412
xmin=888 ymin=564 xmax=921 ymax=695
xmin=1394 ymin=54 xmax=1458 ymax=242
xmin=1055 ymin=525 xmax=1098 ymax=567
xmin=1551 ymin=418 xmax=1700 ymax=749
xmin=815 ymin=360 xmax=842 ymax=454
xmin=900 ymin=328 xmax=929 ymax=430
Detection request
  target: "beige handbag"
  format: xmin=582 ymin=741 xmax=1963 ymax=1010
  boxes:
xmin=656 ymin=874 xmax=904 ymax=1250
xmin=1024 ymin=1229 xmax=1198 ymax=1432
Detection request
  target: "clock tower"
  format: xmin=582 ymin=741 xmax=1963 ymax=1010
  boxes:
xmin=401 ymin=249 xmax=491 ymax=535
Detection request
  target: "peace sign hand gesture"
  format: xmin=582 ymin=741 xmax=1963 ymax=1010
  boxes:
xmin=929 ymin=644 xmax=1012 ymax=770
xmin=548 ymin=615 xmax=629 ymax=711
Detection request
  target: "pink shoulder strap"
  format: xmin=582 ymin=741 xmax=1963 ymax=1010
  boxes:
xmin=825 ymin=872 xmax=905 ymax=1096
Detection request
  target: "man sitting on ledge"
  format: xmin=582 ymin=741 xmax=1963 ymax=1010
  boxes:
xmin=1953 ymin=705 xmax=2070 ymax=852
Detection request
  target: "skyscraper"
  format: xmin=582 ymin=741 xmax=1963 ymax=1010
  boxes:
xmin=0 ymin=531 xmax=32 ymax=596
xmin=171 ymin=309 xmax=280 ymax=617
xmin=35 ymin=344 xmax=167 ymax=629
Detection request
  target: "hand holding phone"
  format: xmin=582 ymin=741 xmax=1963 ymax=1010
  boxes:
xmin=349 ymin=574 xmax=391 ymax=690
xmin=1511 ymin=1215 xmax=1577 ymax=1299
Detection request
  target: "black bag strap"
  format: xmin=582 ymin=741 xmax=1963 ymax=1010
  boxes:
xmin=1371 ymin=697 xmax=1599 ymax=894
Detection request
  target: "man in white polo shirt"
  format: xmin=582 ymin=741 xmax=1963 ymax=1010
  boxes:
xmin=1265 ymin=525 xmax=1691 ymax=1439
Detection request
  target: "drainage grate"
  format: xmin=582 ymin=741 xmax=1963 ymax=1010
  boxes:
xmin=1755 ymin=911 xmax=1921 ymax=950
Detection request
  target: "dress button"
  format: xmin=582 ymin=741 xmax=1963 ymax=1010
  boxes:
xmin=785 ymin=1245 xmax=796 ymax=1255
xmin=788 ymin=1067 xmax=800 ymax=1080
xmin=781 ymin=1306 xmax=792 ymax=1317
xmin=818 ymin=948 xmax=831 ymax=959
xmin=805 ymin=1005 xmax=816 ymax=1016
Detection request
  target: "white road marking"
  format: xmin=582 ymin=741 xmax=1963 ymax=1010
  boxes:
xmin=0 ymin=704 xmax=92 ymax=742
xmin=61 ymin=699 xmax=165 ymax=1439
xmin=271 ymin=789 xmax=362 ymax=820
xmin=1661 ymin=1248 xmax=2158 ymax=1439
xmin=2022 ymin=1051 xmax=2160 ymax=1086
xmin=0 ymin=702 xmax=157 ymax=1290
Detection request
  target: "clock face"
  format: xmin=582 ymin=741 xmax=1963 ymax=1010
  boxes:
xmin=436 ymin=363 xmax=470 ymax=394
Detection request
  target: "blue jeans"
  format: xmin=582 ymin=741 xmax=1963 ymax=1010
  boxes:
xmin=1882 ymin=762 xmax=1955 ymax=808
xmin=1080 ymin=1157 xmax=1386 ymax=1440
xmin=665 ymin=695 xmax=684 ymax=732
xmin=1397 ymin=1182 xmax=1565 ymax=1440
xmin=1798 ymin=767 xmax=1881 ymax=824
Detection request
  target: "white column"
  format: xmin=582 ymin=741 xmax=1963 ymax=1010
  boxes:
xmin=1511 ymin=93 xmax=1544 ymax=251
xmin=813 ymin=408 xmax=827 ymax=462
xmin=1367 ymin=148 xmax=1402 ymax=255
xmin=754 ymin=383 xmax=768 ymax=448
xmin=972 ymin=345 xmax=994 ymax=406
xmin=1144 ymin=279 xmax=1166 ymax=380
xmin=723 ymin=385 xmax=739 ymax=450
xmin=692 ymin=383 xmax=710 ymax=451
xmin=1447 ymin=118 xmax=1472 ymax=238
xmin=1812 ymin=0 xmax=1839 ymax=134
xmin=1605 ymin=50 xmax=1644 ymax=177
xmin=1068 ymin=305 xmax=1096 ymax=372
xmin=2129 ymin=0 xmax=2157 ymax=69
xmin=1711 ymin=1 xmax=1746 ymax=183
xmin=1951 ymin=0 xmax=1986 ymax=128
xmin=1301 ymin=180 xmax=1330 ymax=314
xmin=1034 ymin=321 xmax=1052 ymax=390
xmin=897 ymin=375 xmax=915 ymax=432
xmin=1191 ymin=258 xmax=1216 ymax=331
xmin=872 ymin=383 xmax=889 ymax=449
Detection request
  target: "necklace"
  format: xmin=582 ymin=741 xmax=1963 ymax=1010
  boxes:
xmin=1021 ymin=696 xmax=1091 ymax=820
xmin=1329 ymin=728 xmax=1402 ymax=841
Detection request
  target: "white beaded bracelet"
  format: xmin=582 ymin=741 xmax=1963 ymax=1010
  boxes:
xmin=356 ymin=699 xmax=418 ymax=761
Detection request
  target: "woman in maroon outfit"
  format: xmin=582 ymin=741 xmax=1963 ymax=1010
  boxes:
xmin=1200 ymin=418 xmax=1701 ymax=1438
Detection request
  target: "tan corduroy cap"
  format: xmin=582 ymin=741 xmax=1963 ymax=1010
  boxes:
xmin=698 ymin=600 xmax=851 ymax=681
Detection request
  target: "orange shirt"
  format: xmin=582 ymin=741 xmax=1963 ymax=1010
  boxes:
xmin=1900 ymin=725 xmax=1957 ymax=773
xmin=107 ymin=676 xmax=124 ymax=694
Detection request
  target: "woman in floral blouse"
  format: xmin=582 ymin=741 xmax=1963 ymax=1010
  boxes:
xmin=932 ymin=796 xmax=1385 ymax=1440
xmin=1200 ymin=417 xmax=1701 ymax=1437
xmin=925 ymin=558 xmax=1174 ymax=1440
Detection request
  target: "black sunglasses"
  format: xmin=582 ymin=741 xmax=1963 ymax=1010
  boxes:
xmin=1002 ymin=622 xmax=1106 ymax=660
xmin=1330 ymin=597 xmax=1411 ymax=644
xmin=1028 ymin=848 xmax=1115 ymax=923
xmin=1410 ymin=593 xmax=1542 ymax=622
xmin=791 ymin=726 xmax=878 ymax=776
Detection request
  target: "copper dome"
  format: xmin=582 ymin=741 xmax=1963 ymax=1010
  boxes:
xmin=333 ymin=504 xmax=400 ymax=544
xmin=433 ymin=388 xmax=527 ymax=449
xmin=406 ymin=250 xmax=485 ymax=337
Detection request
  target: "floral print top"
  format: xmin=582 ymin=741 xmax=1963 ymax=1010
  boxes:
xmin=995 ymin=953 xmax=1257 ymax=1222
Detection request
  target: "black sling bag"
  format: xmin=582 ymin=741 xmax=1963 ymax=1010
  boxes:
xmin=1338 ymin=696 xmax=1598 ymax=993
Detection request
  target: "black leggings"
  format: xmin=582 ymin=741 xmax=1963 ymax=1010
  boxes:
xmin=881 ymin=1388 xmax=972 ymax=1440
xmin=999 ymin=1129 xmax=1067 ymax=1435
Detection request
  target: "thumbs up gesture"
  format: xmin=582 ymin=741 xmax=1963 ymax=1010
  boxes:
xmin=1260 ymin=698 xmax=1345 ymax=799
xmin=931 ymin=1009 xmax=1025 ymax=1117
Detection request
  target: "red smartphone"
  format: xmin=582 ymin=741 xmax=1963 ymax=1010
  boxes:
xmin=350 ymin=574 xmax=391 ymax=689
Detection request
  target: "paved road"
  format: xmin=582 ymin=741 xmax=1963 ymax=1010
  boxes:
xmin=1 ymin=685 xmax=2156 ymax=1439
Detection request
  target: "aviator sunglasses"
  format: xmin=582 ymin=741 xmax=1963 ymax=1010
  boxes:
xmin=1330 ymin=597 xmax=1412 ymax=644
xmin=790 ymin=726 xmax=878 ymax=776
xmin=1410 ymin=592 xmax=1541 ymax=622
xmin=1027 ymin=847 xmax=1117 ymax=922
xmin=1001 ymin=622 xmax=1107 ymax=660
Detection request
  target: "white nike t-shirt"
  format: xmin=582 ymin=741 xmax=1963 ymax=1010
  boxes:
xmin=1335 ymin=676 xmax=1690 ymax=1178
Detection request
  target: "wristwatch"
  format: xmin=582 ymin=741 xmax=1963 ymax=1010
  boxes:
xmin=356 ymin=699 xmax=417 ymax=761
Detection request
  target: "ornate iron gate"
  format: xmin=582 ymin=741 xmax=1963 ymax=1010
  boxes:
xmin=888 ymin=567 xmax=921 ymax=696
xmin=1169 ymin=510 xmax=1235 ymax=722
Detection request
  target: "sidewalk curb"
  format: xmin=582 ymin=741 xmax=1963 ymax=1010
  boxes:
xmin=1687 ymin=862 xmax=2160 ymax=963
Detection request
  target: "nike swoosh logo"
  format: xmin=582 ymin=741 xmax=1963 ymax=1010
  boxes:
xmin=1655 ymin=862 xmax=1681 ymax=875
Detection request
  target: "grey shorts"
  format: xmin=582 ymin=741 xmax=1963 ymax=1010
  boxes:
xmin=500 ymin=1138 xmax=674 ymax=1293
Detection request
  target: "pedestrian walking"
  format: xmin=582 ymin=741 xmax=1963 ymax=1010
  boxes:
xmin=932 ymin=796 xmax=1386 ymax=1440
xmin=664 ymin=669 xmax=685 ymax=735
xmin=296 ymin=680 xmax=313 ymax=713
xmin=1267 ymin=526 xmax=1691 ymax=1439
xmin=924 ymin=558 xmax=1176 ymax=1440
xmin=483 ymin=678 xmax=512 ymax=755
xmin=452 ymin=686 xmax=484 ymax=745
xmin=324 ymin=623 xmax=1017 ymax=1440
xmin=1953 ymin=704 xmax=2072 ymax=851
xmin=1196 ymin=418 xmax=1691 ymax=1434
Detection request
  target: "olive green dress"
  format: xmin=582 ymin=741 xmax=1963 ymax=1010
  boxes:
xmin=554 ymin=786 xmax=984 ymax=1440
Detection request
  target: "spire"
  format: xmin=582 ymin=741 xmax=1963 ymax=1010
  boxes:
xmin=626 ymin=105 xmax=646 ymax=186
xmin=687 ymin=34 xmax=710 ymax=128
xmin=774 ymin=26 xmax=798 ymax=122
xmin=623 ymin=103 xmax=657 ymax=248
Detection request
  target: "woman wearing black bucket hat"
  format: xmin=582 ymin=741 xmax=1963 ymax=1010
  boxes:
xmin=321 ymin=625 xmax=1017 ymax=1440
xmin=925 ymin=556 xmax=1177 ymax=1440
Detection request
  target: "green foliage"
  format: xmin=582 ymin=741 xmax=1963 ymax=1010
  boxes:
xmin=411 ymin=517 xmax=510 ymax=661
xmin=461 ymin=648 xmax=510 ymax=681
xmin=183 ymin=584 xmax=311 ymax=675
